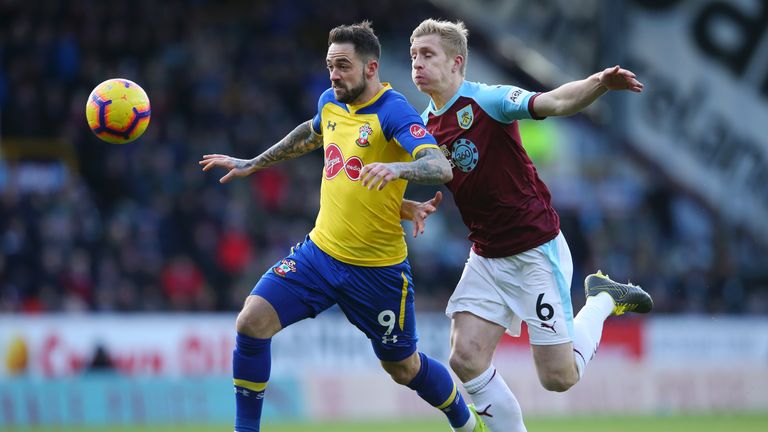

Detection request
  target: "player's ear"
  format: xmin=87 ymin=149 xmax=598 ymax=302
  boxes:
xmin=452 ymin=55 xmax=464 ymax=74
xmin=365 ymin=58 xmax=379 ymax=78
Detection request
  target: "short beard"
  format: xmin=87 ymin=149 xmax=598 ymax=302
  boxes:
xmin=336 ymin=72 xmax=367 ymax=104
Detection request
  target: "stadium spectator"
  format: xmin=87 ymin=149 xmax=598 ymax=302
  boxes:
xmin=0 ymin=0 xmax=765 ymax=317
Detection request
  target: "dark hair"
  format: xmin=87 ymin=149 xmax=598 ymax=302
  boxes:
xmin=328 ymin=21 xmax=381 ymax=61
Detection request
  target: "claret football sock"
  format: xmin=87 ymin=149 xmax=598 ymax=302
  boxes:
xmin=233 ymin=333 xmax=271 ymax=432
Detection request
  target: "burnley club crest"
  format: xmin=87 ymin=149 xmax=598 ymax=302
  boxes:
xmin=456 ymin=104 xmax=474 ymax=129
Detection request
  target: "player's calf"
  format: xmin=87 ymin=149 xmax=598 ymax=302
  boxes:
xmin=531 ymin=343 xmax=580 ymax=392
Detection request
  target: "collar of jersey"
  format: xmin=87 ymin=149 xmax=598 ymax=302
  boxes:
xmin=346 ymin=82 xmax=392 ymax=114
xmin=428 ymin=80 xmax=468 ymax=116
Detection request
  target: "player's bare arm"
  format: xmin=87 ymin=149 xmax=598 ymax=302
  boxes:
xmin=199 ymin=120 xmax=323 ymax=183
xmin=400 ymin=191 xmax=443 ymax=238
xmin=533 ymin=65 xmax=644 ymax=117
xmin=360 ymin=147 xmax=452 ymax=191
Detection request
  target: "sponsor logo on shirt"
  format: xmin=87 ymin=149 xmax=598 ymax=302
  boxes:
xmin=506 ymin=87 xmax=524 ymax=105
xmin=451 ymin=138 xmax=479 ymax=173
xmin=324 ymin=144 xmax=364 ymax=180
xmin=409 ymin=124 xmax=427 ymax=138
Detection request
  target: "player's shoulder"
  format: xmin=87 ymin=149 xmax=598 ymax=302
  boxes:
xmin=380 ymin=87 xmax=409 ymax=103
xmin=371 ymin=86 xmax=412 ymax=111
xmin=318 ymin=87 xmax=341 ymax=106
xmin=461 ymin=81 xmax=519 ymax=99
xmin=462 ymin=80 xmax=534 ymax=122
xmin=369 ymin=87 xmax=419 ymax=119
xmin=317 ymin=87 xmax=353 ymax=114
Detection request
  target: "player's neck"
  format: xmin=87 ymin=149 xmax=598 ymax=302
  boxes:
xmin=430 ymin=76 xmax=463 ymax=110
xmin=351 ymin=81 xmax=385 ymax=107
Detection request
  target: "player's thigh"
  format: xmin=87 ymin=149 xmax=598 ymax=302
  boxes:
xmin=336 ymin=259 xmax=419 ymax=363
xmin=242 ymin=238 xmax=336 ymax=336
xmin=446 ymin=250 xmax=520 ymax=336
xmin=450 ymin=312 xmax=506 ymax=376
xmin=450 ymin=312 xmax=506 ymax=363
xmin=502 ymin=233 xmax=574 ymax=346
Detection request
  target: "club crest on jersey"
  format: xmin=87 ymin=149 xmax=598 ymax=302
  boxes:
xmin=355 ymin=123 xmax=373 ymax=147
xmin=456 ymin=104 xmax=474 ymax=129
xmin=272 ymin=259 xmax=296 ymax=277
xmin=451 ymin=138 xmax=479 ymax=173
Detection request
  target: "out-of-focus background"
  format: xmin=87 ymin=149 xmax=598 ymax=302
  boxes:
xmin=1 ymin=0 xmax=767 ymax=430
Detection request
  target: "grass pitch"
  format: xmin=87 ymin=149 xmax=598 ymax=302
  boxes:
xmin=7 ymin=414 xmax=768 ymax=432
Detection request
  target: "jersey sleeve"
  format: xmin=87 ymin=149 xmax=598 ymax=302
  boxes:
xmin=311 ymin=88 xmax=335 ymax=135
xmin=379 ymin=93 xmax=438 ymax=158
xmin=472 ymin=83 xmax=542 ymax=123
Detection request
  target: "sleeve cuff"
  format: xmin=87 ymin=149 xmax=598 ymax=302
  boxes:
xmin=528 ymin=93 xmax=547 ymax=120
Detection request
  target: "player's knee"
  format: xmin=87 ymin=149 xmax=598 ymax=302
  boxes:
xmin=538 ymin=369 xmax=578 ymax=392
xmin=235 ymin=298 xmax=281 ymax=339
xmin=449 ymin=343 xmax=487 ymax=380
xmin=386 ymin=365 xmax=415 ymax=385
xmin=381 ymin=354 xmax=420 ymax=385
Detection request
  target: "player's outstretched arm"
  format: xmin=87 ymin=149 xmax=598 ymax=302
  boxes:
xmin=199 ymin=120 xmax=323 ymax=183
xmin=533 ymin=65 xmax=644 ymax=118
xmin=401 ymin=191 xmax=442 ymax=238
xmin=360 ymin=148 xmax=452 ymax=191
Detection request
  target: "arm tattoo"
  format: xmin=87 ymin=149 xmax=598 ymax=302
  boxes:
xmin=390 ymin=147 xmax=452 ymax=184
xmin=248 ymin=120 xmax=323 ymax=170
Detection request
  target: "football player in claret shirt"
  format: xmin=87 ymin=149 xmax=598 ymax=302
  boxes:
xmin=405 ymin=19 xmax=653 ymax=432
xmin=200 ymin=21 xmax=488 ymax=432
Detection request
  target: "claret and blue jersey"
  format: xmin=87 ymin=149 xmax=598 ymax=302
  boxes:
xmin=422 ymin=80 xmax=561 ymax=258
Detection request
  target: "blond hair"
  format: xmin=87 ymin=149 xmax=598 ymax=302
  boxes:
xmin=410 ymin=19 xmax=469 ymax=76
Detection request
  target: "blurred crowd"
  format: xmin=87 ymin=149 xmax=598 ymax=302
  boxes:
xmin=1 ymin=0 xmax=766 ymax=315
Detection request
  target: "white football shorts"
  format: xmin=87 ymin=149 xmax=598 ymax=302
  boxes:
xmin=446 ymin=232 xmax=574 ymax=345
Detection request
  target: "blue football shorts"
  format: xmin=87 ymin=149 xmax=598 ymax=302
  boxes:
xmin=251 ymin=236 xmax=418 ymax=362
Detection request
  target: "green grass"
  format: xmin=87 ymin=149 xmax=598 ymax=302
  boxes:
xmin=7 ymin=414 xmax=768 ymax=432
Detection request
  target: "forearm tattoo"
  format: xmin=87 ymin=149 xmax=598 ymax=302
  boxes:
xmin=391 ymin=148 xmax=452 ymax=184
xmin=250 ymin=120 xmax=323 ymax=169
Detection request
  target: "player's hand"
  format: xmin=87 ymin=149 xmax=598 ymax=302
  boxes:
xmin=402 ymin=191 xmax=442 ymax=238
xmin=599 ymin=65 xmax=644 ymax=92
xmin=360 ymin=162 xmax=400 ymax=191
xmin=199 ymin=154 xmax=254 ymax=183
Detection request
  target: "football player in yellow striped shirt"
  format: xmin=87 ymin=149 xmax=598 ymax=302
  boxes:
xmin=200 ymin=21 xmax=487 ymax=432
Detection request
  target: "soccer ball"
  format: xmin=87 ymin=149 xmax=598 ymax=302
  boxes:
xmin=86 ymin=78 xmax=151 ymax=144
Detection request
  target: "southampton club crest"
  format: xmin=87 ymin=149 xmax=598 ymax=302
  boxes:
xmin=456 ymin=104 xmax=474 ymax=129
xmin=272 ymin=259 xmax=296 ymax=277
xmin=355 ymin=123 xmax=373 ymax=147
